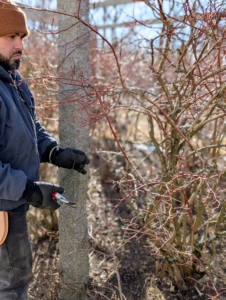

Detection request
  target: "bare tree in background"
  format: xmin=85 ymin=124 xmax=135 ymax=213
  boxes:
xmin=57 ymin=0 xmax=90 ymax=299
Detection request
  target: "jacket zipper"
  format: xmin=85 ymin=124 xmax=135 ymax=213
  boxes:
xmin=11 ymin=78 xmax=40 ymax=170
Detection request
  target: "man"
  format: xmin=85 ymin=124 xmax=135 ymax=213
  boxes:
xmin=0 ymin=1 xmax=90 ymax=299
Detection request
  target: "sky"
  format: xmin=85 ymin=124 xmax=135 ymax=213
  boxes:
xmin=16 ymin=0 xmax=226 ymax=47
xmin=16 ymin=0 xmax=167 ymax=44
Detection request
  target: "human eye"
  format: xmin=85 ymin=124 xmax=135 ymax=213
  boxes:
xmin=8 ymin=35 xmax=15 ymax=39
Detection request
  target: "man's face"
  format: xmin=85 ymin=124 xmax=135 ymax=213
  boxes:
xmin=0 ymin=33 xmax=25 ymax=72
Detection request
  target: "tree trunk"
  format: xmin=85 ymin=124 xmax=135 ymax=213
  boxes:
xmin=57 ymin=1 xmax=90 ymax=299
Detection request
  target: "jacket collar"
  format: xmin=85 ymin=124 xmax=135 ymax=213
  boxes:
xmin=0 ymin=65 xmax=16 ymax=81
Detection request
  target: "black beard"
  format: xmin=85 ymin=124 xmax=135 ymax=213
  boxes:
xmin=0 ymin=53 xmax=20 ymax=71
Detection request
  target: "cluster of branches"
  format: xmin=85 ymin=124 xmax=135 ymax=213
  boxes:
xmin=88 ymin=0 xmax=226 ymax=297
xmin=21 ymin=0 xmax=226 ymax=297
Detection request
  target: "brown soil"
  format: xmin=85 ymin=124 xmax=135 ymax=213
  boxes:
xmin=28 ymin=226 xmax=226 ymax=300
xmin=28 ymin=148 xmax=226 ymax=300
xmin=28 ymin=182 xmax=226 ymax=300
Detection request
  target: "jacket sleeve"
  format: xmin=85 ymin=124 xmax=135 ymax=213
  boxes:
xmin=0 ymin=162 xmax=27 ymax=200
xmin=35 ymin=118 xmax=58 ymax=162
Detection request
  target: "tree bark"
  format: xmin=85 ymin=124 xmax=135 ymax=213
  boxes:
xmin=57 ymin=1 xmax=90 ymax=299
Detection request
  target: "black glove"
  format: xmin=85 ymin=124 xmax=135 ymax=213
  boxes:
xmin=22 ymin=179 xmax=64 ymax=210
xmin=50 ymin=147 xmax=90 ymax=175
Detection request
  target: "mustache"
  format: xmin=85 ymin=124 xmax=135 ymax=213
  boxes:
xmin=10 ymin=51 xmax=22 ymax=58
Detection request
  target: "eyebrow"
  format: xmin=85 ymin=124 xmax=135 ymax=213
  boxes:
xmin=13 ymin=33 xmax=26 ymax=39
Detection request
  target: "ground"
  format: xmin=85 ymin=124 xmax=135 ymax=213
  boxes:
xmin=28 ymin=182 xmax=226 ymax=300
xmin=28 ymin=227 xmax=226 ymax=300
xmin=28 ymin=146 xmax=226 ymax=300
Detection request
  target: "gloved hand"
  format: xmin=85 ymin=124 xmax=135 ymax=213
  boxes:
xmin=50 ymin=147 xmax=90 ymax=175
xmin=22 ymin=179 xmax=64 ymax=210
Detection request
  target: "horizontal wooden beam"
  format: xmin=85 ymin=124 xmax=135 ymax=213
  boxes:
xmin=95 ymin=18 xmax=162 ymax=30
xmin=90 ymin=0 xmax=143 ymax=9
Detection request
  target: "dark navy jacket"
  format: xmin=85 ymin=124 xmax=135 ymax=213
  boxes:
xmin=0 ymin=66 xmax=57 ymax=211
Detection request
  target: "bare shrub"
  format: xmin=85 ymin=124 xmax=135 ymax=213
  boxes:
xmin=88 ymin=0 xmax=226 ymax=297
xmin=21 ymin=0 xmax=226 ymax=297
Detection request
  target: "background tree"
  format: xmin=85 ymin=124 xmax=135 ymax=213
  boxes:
xmin=57 ymin=0 xmax=90 ymax=299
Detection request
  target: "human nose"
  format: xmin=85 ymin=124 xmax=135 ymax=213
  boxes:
xmin=14 ymin=38 xmax=24 ymax=51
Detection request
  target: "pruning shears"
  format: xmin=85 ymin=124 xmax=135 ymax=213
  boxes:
xmin=52 ymin=192 xmax=77 ymax=208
